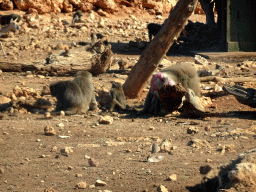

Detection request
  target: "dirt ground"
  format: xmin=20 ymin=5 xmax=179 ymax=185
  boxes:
xmin=0 ymin=9 xmax=256 ymax=192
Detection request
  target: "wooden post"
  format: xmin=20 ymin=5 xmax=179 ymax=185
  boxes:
xmin=123 ymin=0 xmax=199 ymax=98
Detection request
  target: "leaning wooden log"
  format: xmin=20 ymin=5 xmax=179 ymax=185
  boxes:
xmin=0 ymin=39 xmax=113 ymax=76
xmin=200 ymin=76 xmax=256 ymax=83
xmin=123 ymin=0 xmax=198 ymax=98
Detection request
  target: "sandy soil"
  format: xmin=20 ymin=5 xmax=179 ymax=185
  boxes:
xmin=0 ymin=10 xmax=255 ymax=192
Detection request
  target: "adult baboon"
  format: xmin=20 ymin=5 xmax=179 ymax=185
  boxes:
xmin=139 ymin=63 xmax=204 ymax=115
xmin=50 ymin=71 xmax=97 ymax=115
xmin=109 ymin=82 xmax=126 ymax=111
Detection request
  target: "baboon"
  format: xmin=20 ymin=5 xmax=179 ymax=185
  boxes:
xmin=0 ymin=14 xmax=21 ymax=26
xmin=50 ymin=71 xmax=97 ymax=115
xmin=72 ymin=10 xmax=83 ymax=25
xmin=147 ymin=23 xmax=162 ymax=42
xmin=139 ymin=63 xmax=204 ymax=115
xmin=109 ymin=82 xmax=126 ymax=112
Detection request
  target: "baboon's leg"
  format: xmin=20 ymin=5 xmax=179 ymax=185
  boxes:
xmin=89 ymin=93 xmax=98 ymax=111
xmin=139 ymin=90 xmax=154 ymax=114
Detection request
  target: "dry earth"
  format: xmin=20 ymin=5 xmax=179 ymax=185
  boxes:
xmin=0 ymin=9 xmax=256 ymax=192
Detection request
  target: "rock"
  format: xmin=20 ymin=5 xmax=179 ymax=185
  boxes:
xmin=160 ymin=139 xmax=173 ymax=153
xmin=151 ymin=143 xmax=160 ymax=154
xmin=0 ymin=167 xmax=4 ymax=174
xmin=50 ymin=146 xmax=57 ymax=152
xmin=99 ymin=115 xmax=113 ymax=124
xmin=0 ymin=96 xmax=11 ymax=104
xmin=200 ymin=165 xmax=212 ymax=174
xmin=68 ymin=166 xmax=73 ymax=170
xmin=61 ymin=147 xmax=73 ymax=156
xmin=1 ymin=0 xmax=14 ymax=10
xmin=218 ymin=149 xmax=256 ymax=191
xmin=204 ymin=126 xmax=211 ymax=131
xmin=44 ymin=188 xmax=55 ymax=192
xmin=147 ymin=154 xmax=165 ymax=163
xmin=76 ymin=174 xmax=82 ymax=177
xmin=167 ymin=174 xmax=177 ymax=181
xmin=76 ymin=181 xmax=87 ymax=189
xmin=44 ymin=126 xmax=56 ymax=136
xmin=194 ymin=55 xmax=208 ymax=65
xmin=157 ymin=185 xmax=168 ymax=192
xmin=94 ymin=0 xmax=117 ymax=13
xmin=187 ymin=126 xmax=199 ymax=134
xmin=95 ymin=179 xmax=107 ymax=186
xmin=88 ymin=158 xmax=99 ymax=167
xmin=44 ymin=112 xmax=52 ymax=119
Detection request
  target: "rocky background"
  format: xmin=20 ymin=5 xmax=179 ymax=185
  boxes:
xmin=0 ymin=0 xmax=205 ymax=15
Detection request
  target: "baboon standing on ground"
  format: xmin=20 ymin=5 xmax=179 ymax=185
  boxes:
xmin=140 ymin=63 xmax=204 ymax=115
xmin=109 ymin=82 xmax=126 ymax=112
xmin=72 ymin=10 xmax=83 ymax=25
xmin=50 ymin=71 xmax=97 ymax=115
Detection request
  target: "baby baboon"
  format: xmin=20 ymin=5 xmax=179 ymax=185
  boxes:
xmin=147 ymin=23 xmax=162 ymax=42
xmin=50 ymin=71 xmax=97 ymax=115
xmin=0 ymin=14 xmax=21 ymax=26
xmin=109 ymin=82 xmax=126 ymax=112
xmin=140 ymin=63 xmax=204 ymax=115
xmin=72 ymin=10 xmax=83 ymax=25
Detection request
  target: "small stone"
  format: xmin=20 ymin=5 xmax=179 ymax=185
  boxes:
xmin=157 ymin=185 xmax=168 ymax=192
xmin=61 ymin=147 xmax=73 ymax=156
xmin=84 ymin=155 xmax=90 ymax=159
xmin=3 ymin=132 xmax=9 ymax=135
xmin=200 ymin=165 xmax=212 ymax=174
xmin=206 ymin=159 xmax=212 ymax=162
xmin=151 ymin=143 xmax=160 ymax=154
xmin=40 ymin=154 xmax=46 ymax=158
xmin=88 ymin=158 xmax=98 ymax=167
xmin=89 ymin=185 xmax=95 ymax=188
xmin=44 ymin=112 xmax=52 ymax=119
xmin=204 ymin=126 xmax=211 ymax=131
xmin=58 ymin=123 xmax=64 ymax=127
xmin=0 ymin=167 xmax=4 ymax=174
xmin=187 ymin=126 xmax=198 ymax=134
xmin=160 ymin=139 xmax=173 ymax=153
xmin=167 ymin=174 xmax=177 ymax=181
xmin=95 ymin=179 xmax=106 ymax=186
xmin=44 ymin=126 xmax=56 ymax=136
xmin=68 ymin=166 xmax=73 ymax=170
xmin=99 ymin=115 xmax=113 ymax=124
xmin=149 ymin=127 xmax=155 ymax=130
xmin=51 ymin=146 xmax=57 ymax=152
xmin=76 ymin=181 xmax=87 ymax=189
xmin=76 ymin=174 xmax=82 ymax=177
xmin=36 ymin=139 xmax=41 ymax=142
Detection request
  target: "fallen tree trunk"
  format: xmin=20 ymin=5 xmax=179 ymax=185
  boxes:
xmin=123 ymin=0 xmax=198 ymax=98
xmin=0 ymin=39 xmax=113 ymax=76
xmin=200 ymin=76 xmax=256 ymax=83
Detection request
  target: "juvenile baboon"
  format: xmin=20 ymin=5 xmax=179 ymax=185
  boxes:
xmin=0 ymin=14 xmax=21 ymax=26
xmin=50 ymin=71 xmax=97 ymax=115
xmin=72 ymin=10 xmax=83 ymax=25
xmin=140 ymin=63 xmax=204 ymax=115
xmin=109 ymin=82 xmax=126 ymax=112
